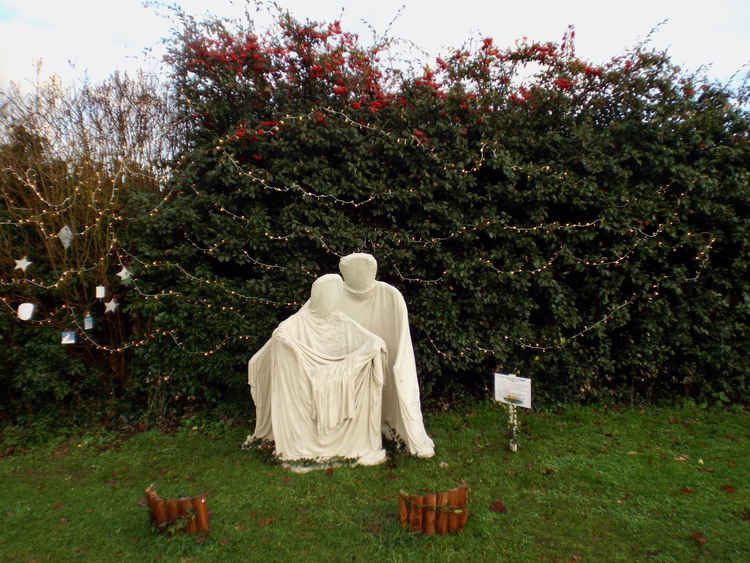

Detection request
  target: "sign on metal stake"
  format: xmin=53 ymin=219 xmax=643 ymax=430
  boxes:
xmin=494 ymin=373 xmax=532 ymax=452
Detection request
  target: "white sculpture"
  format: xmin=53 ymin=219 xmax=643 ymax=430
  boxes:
xmin=246 ymin=273 xmax=387 ymax=467
xmin=337 ymin=253 xmax=435 ymax=458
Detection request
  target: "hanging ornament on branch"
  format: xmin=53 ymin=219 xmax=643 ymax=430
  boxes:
xmin=17 ymin=303 xmax=35 ymax=320
xmin=104 ymin=298 xmax=118 ymax=313
xmin=84 ymin=312 xmax=94 ymax=330
xmin=96 ymin=285 xmax=107 ymax=299
xmin=61 ymin=331 xmax=76 ymax=344
xmin=57 ymin=225 xmax=74 ymax=250
xmin=116 ymin=266 xmax=131 ymax=282
xmin=14 ymin=256 xmax=32 ymax=272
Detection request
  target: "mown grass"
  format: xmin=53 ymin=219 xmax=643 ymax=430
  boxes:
xmin=1 ymin=401 xmax=748 ymax=562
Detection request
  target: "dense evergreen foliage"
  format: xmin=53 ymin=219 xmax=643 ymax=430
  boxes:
xmin=2 ymin=7 xmax=749 ymax=417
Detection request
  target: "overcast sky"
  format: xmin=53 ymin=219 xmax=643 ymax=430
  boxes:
xmin=1 ymin=0 xmax=749 ymax=91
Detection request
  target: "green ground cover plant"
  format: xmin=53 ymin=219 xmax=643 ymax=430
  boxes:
xmin=2 ymin=401 xmax=748 ymax=561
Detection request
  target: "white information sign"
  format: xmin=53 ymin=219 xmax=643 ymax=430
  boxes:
xmin=494 ymin=373 xmax=532 ymax=409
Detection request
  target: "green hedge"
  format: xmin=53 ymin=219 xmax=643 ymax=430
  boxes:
xmin=4 ymin=9 xmax=748 ymax=416
xmin=122 ymin=10 xmax=750 ymax=407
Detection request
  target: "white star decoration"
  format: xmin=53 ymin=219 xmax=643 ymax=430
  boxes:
xmin=104 ymin=298 xmax=118 ymax=313
xmin=116 ymin=266 xmax=131 ymax=281
xmin=14 ymin=256 xmax=32 ymax=272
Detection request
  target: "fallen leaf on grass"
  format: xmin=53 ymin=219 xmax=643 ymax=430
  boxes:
xmin=326 ymin=467 xmax=334 ymax=477
xmin=679 ymin=487 xmax=693 ymax=494
xmin=438 ymin=462 xmax=449 ymax=469
xmin=734 ymin=508 xmax=750 ymax=522
xmin=53 ymin=502 xmax=63 ymax=510
xmin=697 ymin=467 xmax=715 ymax=473
xmin=726 ymin=434 xmax=739 ymax=441
xmin=508 ymin=469 xmax=517 ymax=477
xmin=235 ymin=525 xmax=245 ymax=531
xmin=195 ymin=532 xmax=208 ymax=544
xmin=691 ymin=531 xmax=707 ymax=545
xmin=728 ymin=460 xmax=736 ymax=468
xmin=136 ymin=497 xmax=147 ymax=507
xmin=544 ymin=467 xmax=555 ymax=475
xmin=674 ymin=455 xmax=688 ymax=462
xmin=385 ymin=473 xmax=398 ymax=480
xmin=281 ymin=476 xmax=290 ymax=483
xmin=627 ymin=451 xmax=638 ymax=455
xmin=720 ymin=484 xmax=736 ymax=494
xmin=258 ymin=517 xmax=272 ymax=528
xmin=490 ymin=500 xmax=507 ymax=513
xmin=219 ymin=538 xmax=230 ymax=545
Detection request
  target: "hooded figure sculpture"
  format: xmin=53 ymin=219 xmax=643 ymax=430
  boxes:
xmin=337 ymin=253 xmax=435 ymax=457
xmin=245 ymin=273 xmax=387 ymax=467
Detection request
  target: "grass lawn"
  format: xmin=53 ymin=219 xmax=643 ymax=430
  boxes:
xmin=1 ymin=401 xmax=748 ymax=562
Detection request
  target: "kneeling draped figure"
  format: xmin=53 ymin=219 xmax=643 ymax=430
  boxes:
xmin=245 ymin=273 xmax=387 ymax=466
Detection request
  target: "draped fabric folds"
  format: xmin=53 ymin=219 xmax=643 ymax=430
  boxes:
xmin=247 ymin=275 xmax=387 ymax=466
xmin=245 ymin=256 xmax=435 ymax=467
xmin=338 ymin=254 xmax=435 ymax=458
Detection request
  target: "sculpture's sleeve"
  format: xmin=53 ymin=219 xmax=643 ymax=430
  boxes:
xmin=247 ymin=338 xmax=275 ymax=441
xmin=390 ymin=291 xmax=435 ymax=457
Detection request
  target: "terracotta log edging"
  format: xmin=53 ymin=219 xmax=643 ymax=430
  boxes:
xmin=398 ymin=482 xmax=470 ymax=535
xmin=144 ymin=485 xmax=209 ymax=535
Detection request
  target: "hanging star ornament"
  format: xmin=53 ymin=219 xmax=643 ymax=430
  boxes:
xmin=116 ymin=266 xmax=131 ymax=281
xmin=104 ymin=298 xmax=118 ymax=313
xmin=58 ymin=225 xmax=74 ymax=250
xmin=14 ymin=256 xmax=32 ymax=272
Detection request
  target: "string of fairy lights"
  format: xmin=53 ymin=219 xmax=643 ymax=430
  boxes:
xmin=1 ymin=94 xmax=719 ymax=360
